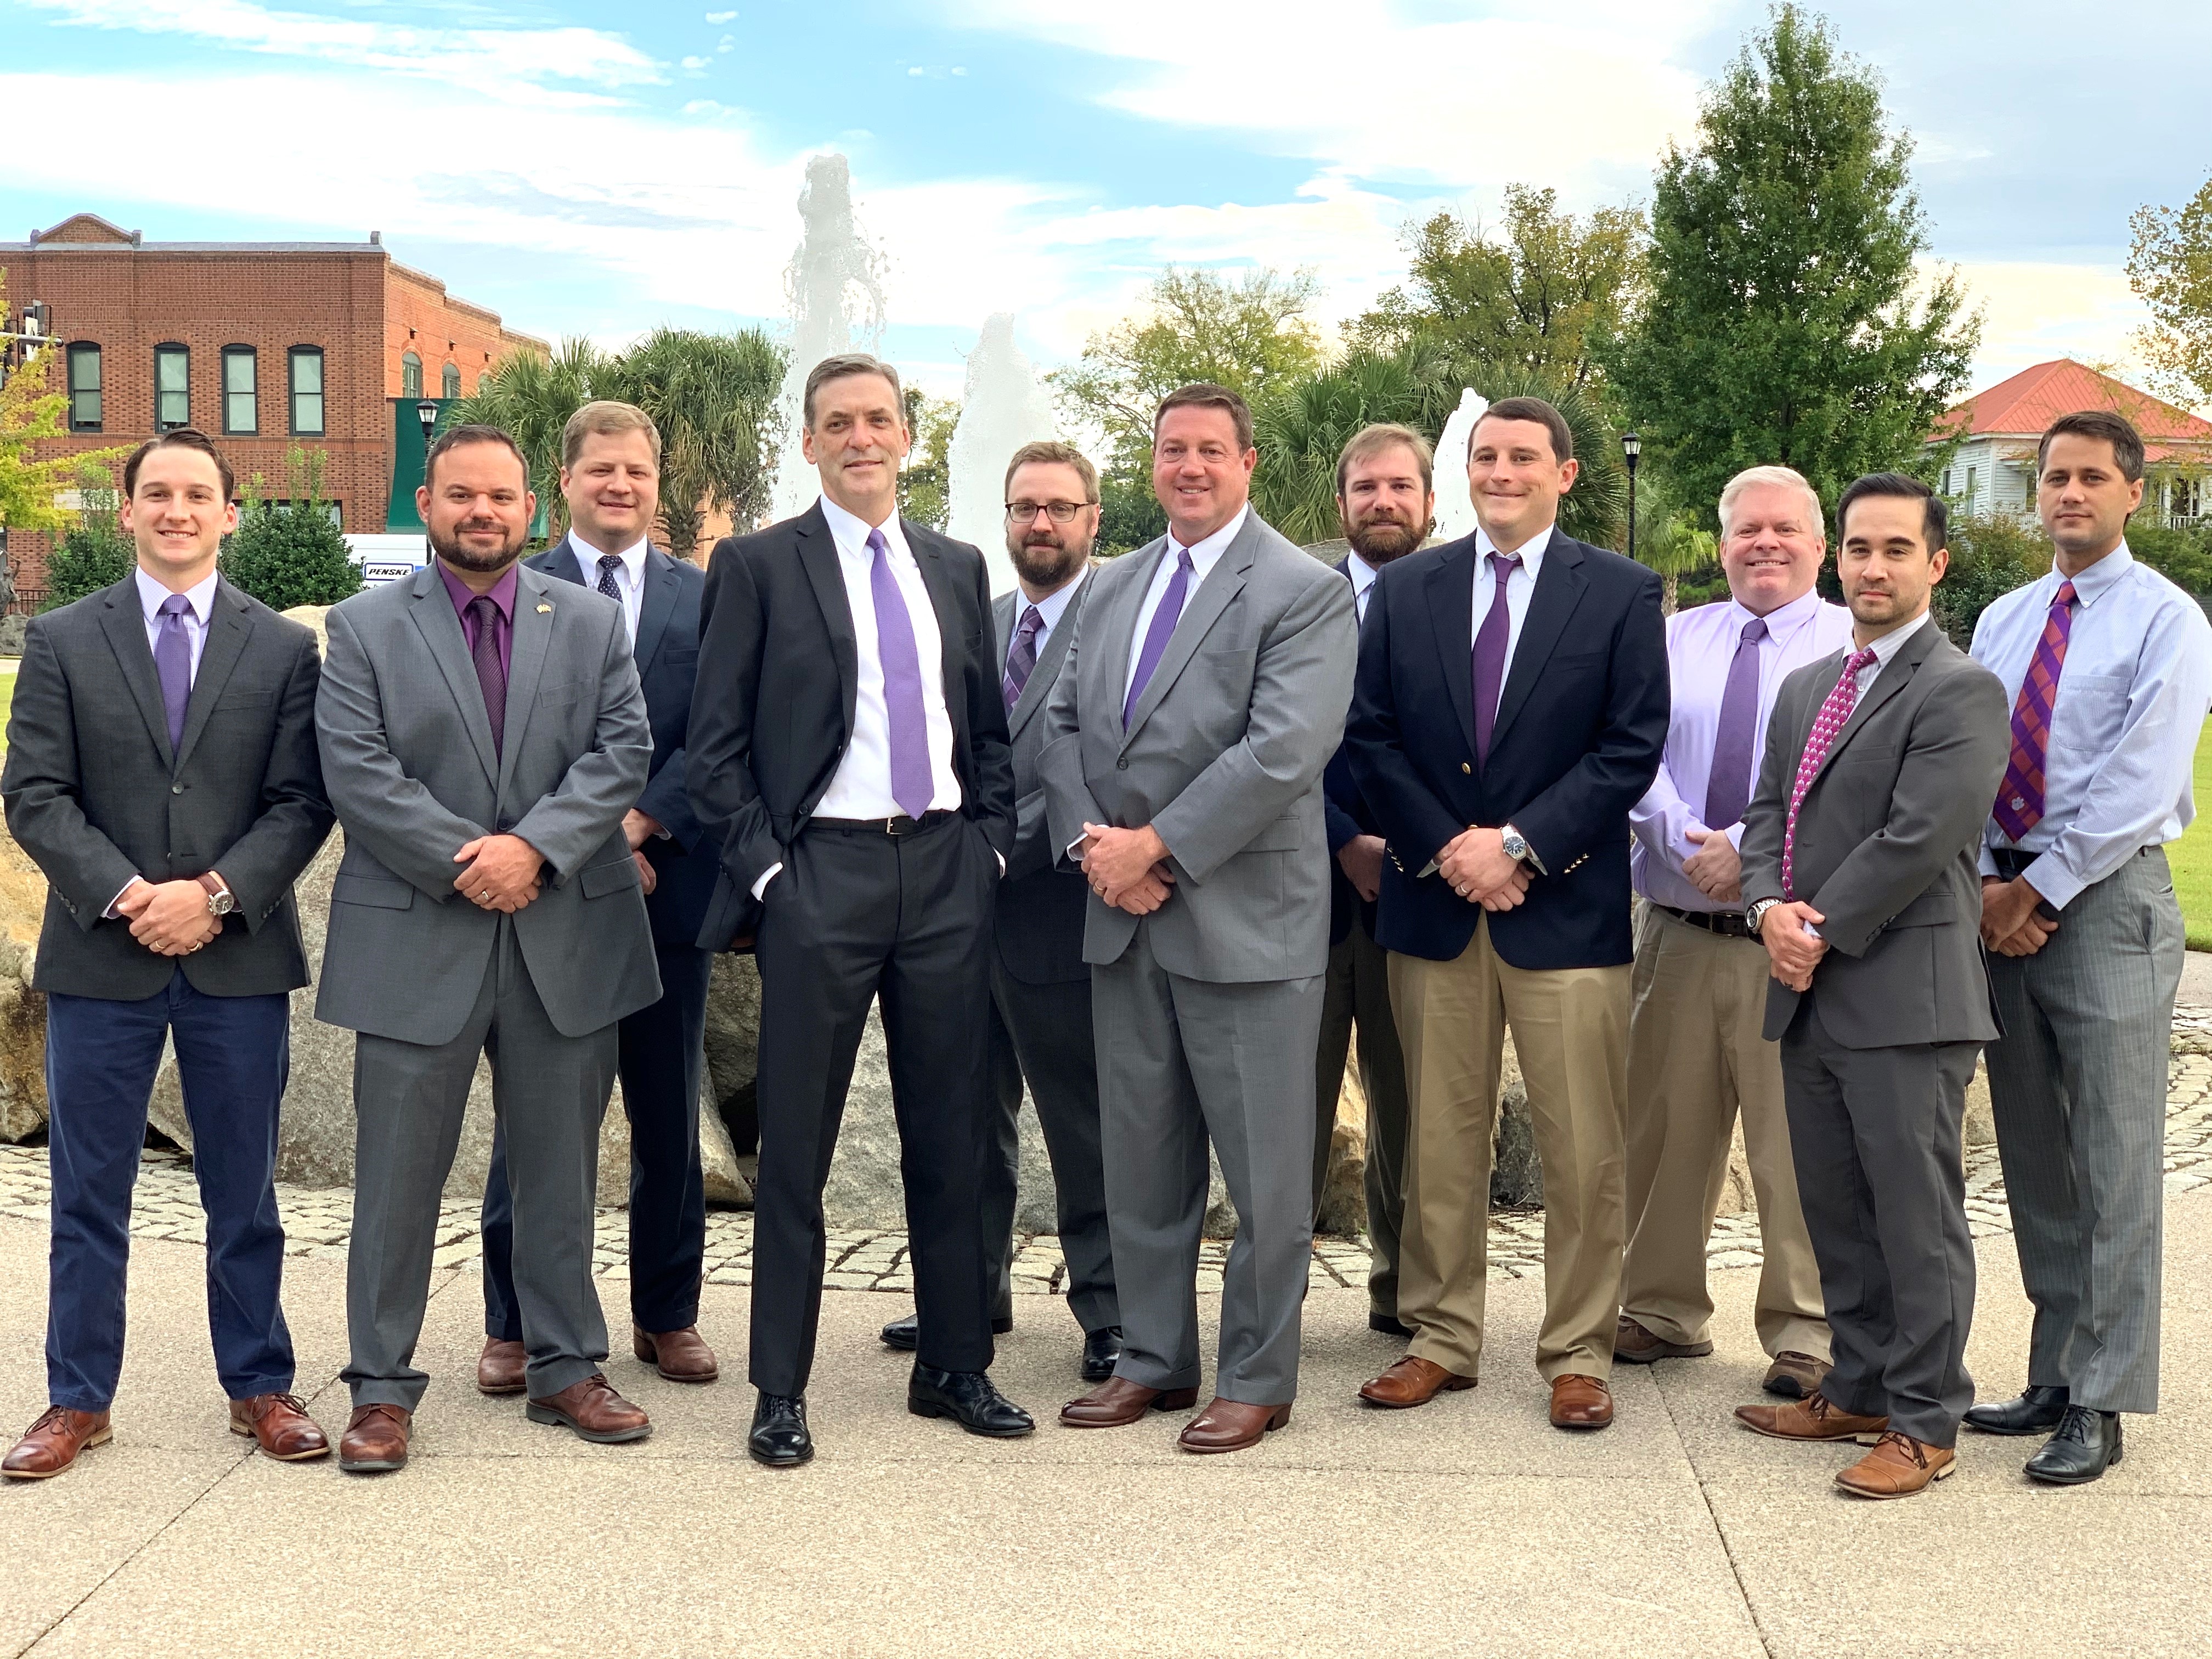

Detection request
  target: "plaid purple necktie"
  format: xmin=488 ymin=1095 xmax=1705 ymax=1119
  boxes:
xmin=1003 ymin=604 xmax=1043 ymax=713
xmin=1992 ymin=580 xmax=2079 ymax=843
xmin=1781 ymin=645 xmax=1879 ymax=900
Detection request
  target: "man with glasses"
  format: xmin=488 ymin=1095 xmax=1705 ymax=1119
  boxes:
xmin=876 ymin=441 xmax=1122 ymax=1381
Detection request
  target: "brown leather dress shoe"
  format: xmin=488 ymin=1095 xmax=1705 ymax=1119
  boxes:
xmin=229 ymin=1393 xmax=331 ymax=1461
xmin=634 ymin=1324 xmax=719 ymax=1384
xmin=338 ymin=1404 xmax=411 ymax=1474
xmin=1613 ymin=1314 xmax=1714 ymax=1363
xmin=1835 ymin=1430 xmax=1955 ymax=1498
xmin=477 ymin=1338 xmax=527 ymax=1397
xmin=1177 ymin=1397 xmax=1291 ymax=1453
xmin=2 ymin=1407 xmax=112 ymax=1480
xmin=1059 ymin=1376 xmax=1200 ymax=1428
xmin=1549 ymin=1374 xmax=1614 ymax=1430
xmin=526 ymin=1373 xmax=652 ymax=1443
xmin=1734 ymin=1390 xmax=1888 ymax=1443
xmin=1762 ymin=1351 xmax=1832 ymax=1400
xmin=1358 ymin=1355 xmax=1477 ymax=1408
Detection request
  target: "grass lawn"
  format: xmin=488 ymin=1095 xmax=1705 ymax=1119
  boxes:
xmin=2174 ymin=718 xmax=2212 ymax=951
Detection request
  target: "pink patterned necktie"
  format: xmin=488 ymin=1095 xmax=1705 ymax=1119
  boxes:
xmin=1992 ymin=580 xmax=2079 ymax=843
xmin=1781 ymin=645 xmax=1880 ymax=900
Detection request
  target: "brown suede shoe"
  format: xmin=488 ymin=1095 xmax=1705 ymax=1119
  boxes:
xmin=2 ymin=1407 xmax=112 ymax=1480
xmin=1613 ymin=1314 xmax=1714 ymax=1363
xmin=228 ymin=1393 xmax=330 ymax=1461
xmin=338 ymin=1404 xmax=411 ymax=1474
xmin=477 ymin=1338 xmax=527 ymax=1397
xmin=1177 ymin=1397 xmax=1291 ymax=1453
xmin=1059 ymin=1376 xmax=1200 ymax=1428
xmin=1549 ymin=1374 xmax=1614 ymax=1430
xmin=634 ymin=1324 xmax=719 ymax=1384
xmin=1358 ymin=1355 xmax=1477 ymax=1409
xmin=1735 ymin=1390 xmax=1888 ymax=1443
xmin=1762 ymin=1351 xmax=1832 ymax=1400
xmin=526 ymin=1373 xmax=651 ymax=1443
xmin=1835 ymin=1430 xmax=1955 ymax=1499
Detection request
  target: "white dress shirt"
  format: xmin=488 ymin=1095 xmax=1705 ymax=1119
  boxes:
xmin=1852 ymin=606 xmax=1932 ymax=695
xmin=567 ymin=533 xmax=648 ymax=642
xmin=1630 ymin=588 xmax=1855 ymax=911
xmin=1122 ymin=505 xmax=1248 ymax=709
xmin=1346 ymin=550 xmax=1380 ymax=625
xmin=1971 ymin=543 xmax=2212 ymax=909
xmin=137 ymin=566 xmax=218 ymax=679
xmin=1468 ymin=523 xmax=1554 ymax=675
xmin=1011 ymin=565 xmax=1087 ymax=672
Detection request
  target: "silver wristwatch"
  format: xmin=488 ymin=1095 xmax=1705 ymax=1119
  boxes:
xmin=1500 ymin=823 xmax=1546 ymax=876
xmin=1746 ymin=897 xmax=1780 ymax=937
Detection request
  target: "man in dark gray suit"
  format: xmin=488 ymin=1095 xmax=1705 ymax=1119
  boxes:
xmin=315 ymin=424 xmax=660 ymax=1474
xmin=877 ymin=441 xmax=1121 ymax=1380
xmin=1043 ymin=383 xmax=1357 ymax=1454
xmin=1734 ymin=473 xmax=2010 ymax=1500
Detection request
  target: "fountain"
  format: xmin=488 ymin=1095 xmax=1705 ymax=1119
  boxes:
xmin=770 ymin=153 xmax=889 ymax=523
xmin=1432 ymin=387 xmax=1489 ymax=543
xmin=946 ymin=314 xmax=1058 ymax=594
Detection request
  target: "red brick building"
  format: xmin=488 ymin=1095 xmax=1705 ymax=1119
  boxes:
xmin=1 ymin=212 xmax=545 ymax=608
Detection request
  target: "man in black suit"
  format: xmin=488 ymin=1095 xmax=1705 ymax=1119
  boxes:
xmin=2 ymin=431 xmax=335 ymax=1479
xmin=1346 ymin=397 xmax=1668 ymax=1431
xmin=877 ymin=440 xmax=1121 ymax=1381
xmin=476 ymin=401 xmax=722 ymax=1397
xmin=1314 ymin=425 xmax=1426 ymax=1337
xmin=690 ymin=353 xmax=1030 ymax=1465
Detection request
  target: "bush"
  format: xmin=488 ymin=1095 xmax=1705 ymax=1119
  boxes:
xmin=1934 ymin=514 xmax=2045 ymax=646
xmin=41 ymin=464 xmax=132 ymax=611
xmin=221 ymin=448 xmax=363 ymax=612
xmin=2125 ymin=522 xmax=2212 ymax=595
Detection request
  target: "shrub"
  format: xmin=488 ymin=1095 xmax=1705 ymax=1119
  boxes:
xmin=1934 ymin=514 xmax=2045 ymax=646
xmin=41 ymin=464 xmax=132 ymax=611
xmin=221 ymin=448 xmax=363 ymax=612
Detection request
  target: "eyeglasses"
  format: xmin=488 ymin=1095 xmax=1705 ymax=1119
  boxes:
xmin=1005 ymin=500 xmax=1095 ymax=524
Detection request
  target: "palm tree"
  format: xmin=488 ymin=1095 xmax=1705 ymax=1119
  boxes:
xmin=1623 ymin=470 xmax=1718 ymax=614
xmin=449 ymin=336 xmax=612 ymax=537
xmin=1250 ymin=340 xmax=1457 ymax=544
xmin=606 ymin=327 xmax=787 ymax=557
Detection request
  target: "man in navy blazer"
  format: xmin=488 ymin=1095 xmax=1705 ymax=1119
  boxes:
xmin=1346 ymin=397 xmax=1668 ymax=1431
xmin=476 ymin=402 xmax=724 ymax=1395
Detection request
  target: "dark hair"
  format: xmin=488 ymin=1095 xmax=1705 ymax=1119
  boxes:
xmin=803 ymin=352 xmax=904 ymax=430
xmin=1836 ymin=471 xmax=1948 ymax=551
xmin=1336 ymin=422 xmax=1435 ymax=498
xmin=425 ymin=422 xmax=531 ymax=491
xmin=1471 ymin=396 xmax=1573 ymax=464
xmin=123 ymin=429 xmax=235 ymax=503
xmin=1153 ymin=382 xmax=1254 ymax=452
xmin=2037 ymin=409 xmax=2146 ymax=483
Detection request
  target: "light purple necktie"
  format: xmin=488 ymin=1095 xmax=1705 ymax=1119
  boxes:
xmin=1471 ymin=552 xmax=1519 ymax=767
xmin=154 ymin=593 xmax=193 ymax=753
xmin=1125 ymin=546 xmax=1194 ymax=727
xmin=1003 ymin=604 xmax=1043 ymax=713
xmin=868 ymin=527 xmax=934 ymax=819
xmin=1702 ymin=614 xmax=1769 ymax=833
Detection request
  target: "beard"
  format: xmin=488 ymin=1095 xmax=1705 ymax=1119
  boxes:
xmin=1007 ymin=527 xmax=1093 ymax=589
xmin=1342 ymin=507 xmax=1431 ymax=565
xmin=430 ymin=517 xmax=529 ymax=575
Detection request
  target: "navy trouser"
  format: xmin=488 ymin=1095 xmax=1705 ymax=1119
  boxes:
xmin=44 ymin=972 xmax=295 ymax=1412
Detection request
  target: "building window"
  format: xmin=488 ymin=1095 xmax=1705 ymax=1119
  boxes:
xmin=1941 ymin=468 xmax=1953 ymax=495
xmin=154 ymin=343 xmax=190 ymax=430
xmin=1965 ymin=466 xmax=1977 ymax=499
xmin=66 ymin=343 xmax=101 ymax=431
xmin=476 ymin=373 xmax=489 ymax=395
xmin=401 ymin=350 xmax=422 ymax=399
xmin=442 ymin=361 xmax=461 ymax=399
xmin=222 ymin=346 xmax=257 ymax=435
xmin=289 ymin=346 xmax=325 ymax=436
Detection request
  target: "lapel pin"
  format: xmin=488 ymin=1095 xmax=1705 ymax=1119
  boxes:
xmin=536 ymin=603 xmax=552 ymax=613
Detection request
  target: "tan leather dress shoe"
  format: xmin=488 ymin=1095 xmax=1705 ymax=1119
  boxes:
xmin=1358 ymin=1355 xmax=1477 ymax=1408
xmin=1835 ymin=1430 xmax=1955 ymax=1498
xmin=229 ymin=1393 xmax=331 ymax=1461
xmin=1059 ymin=1376 xmax=1199 ymax=1428
xmin=1734 ymin=1390 xmax=1888 ymax=1443
xmin=1177 ymin=1397 xmax=1291 ymax=1453
xmin=2 ymin=1407 xmax=111 ymax=1480
xmin=527 ymin=1374 xmax=651 ymax=1443
xmin=1761 ymin=1351 xmax=1832 ymax=1400
xmin=338 ymin=1404 xmax=411 ymax=1474
xmin=634 ymin=1324 xmax=719 ymax=1384
xmin=477 ymin=1338 xmax=527 ymax=1397
xmin=1549 ymin=1374 xmax=1614 ymax=1430
xmin=1613 ymin=1314 xmax=1714 ymax=1363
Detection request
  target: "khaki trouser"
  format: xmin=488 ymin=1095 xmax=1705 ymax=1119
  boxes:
xmin=1621 ymin=902 xmax=1830 ymax=1361
xmin=1389 ymin=915 xmax=1630 ymax=1383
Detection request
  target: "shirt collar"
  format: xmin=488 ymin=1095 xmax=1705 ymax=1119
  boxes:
xmin=2052 ymin=539 xmax=2134 ymax=606
xmin=1022 ymin=565 xmax=1087 ymax=637
xmin=1729 ymin=585 xmax=1825 ymax=641
xmin=568 ymin=532 xmax=649 ymax=585
xmin=136 ymin=566 xmax=219 ymax=626
xmin=1860 ymin=607 xmax=1933 ymax=669
xmin=1168 ymin=503 xmax=1248 ymax=579
xmin=1474 ymin=522 xmax=1553 ymax=579
xmin=1345 ymin=550 xmax=1381 ymax=597
xmin=819 ymin=493 xmax=910 ymax=563
xmin=438 ymin=559 xmax=518 ymax=622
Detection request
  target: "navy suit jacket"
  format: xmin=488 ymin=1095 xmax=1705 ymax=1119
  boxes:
xmin=525 ymin=538 xmax=717 ymax=946
xmin=1345 ymin=528 xmax=1669 ymax=970
xmin=1323 ymin=557 xmax=1385 ymax=947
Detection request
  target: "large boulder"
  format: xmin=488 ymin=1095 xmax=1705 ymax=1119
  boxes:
xmin=0 ymin=821 xmax=49 ymax=1141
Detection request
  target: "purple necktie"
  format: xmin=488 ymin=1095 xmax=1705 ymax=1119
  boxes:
xmin=1993 ymin=580 xmax=2078 ymax=842
xmin=154 ymin=592 xmax=192 ymax=754
xmin=1471 ymin=552 xmax=1520 ymax=767
xmin=1003 ymin=604 xmax=1043 ymax=713
xmin=1125 ymin=546 xmax=1194 ymax=727
xmin=868 ymin=527 xmax=934 ymax=819
xmin=466 ymin=595 xmax=507 ymax=757
xmin=1702 ymin=614 xmax=1769 ymax=833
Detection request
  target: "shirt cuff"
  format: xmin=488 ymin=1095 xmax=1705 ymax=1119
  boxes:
xmin=995 ymin=851 xmax=1006 ymax=877
xmin=1977 ymin=845 xmax=2000 ymax=880
xmin=1724 ymin=822 xmax=1746 ymax=850
xmin=749 ymin=863 xmax=782 ymax=901
xmin=2021 ymin=852 xmax=2085 ymax=911
xmin=104 ymin=877 xmax=146 ymax=920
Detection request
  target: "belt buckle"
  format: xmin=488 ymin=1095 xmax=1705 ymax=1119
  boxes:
xmin=884 ymin=815 xmax=913 ymax=837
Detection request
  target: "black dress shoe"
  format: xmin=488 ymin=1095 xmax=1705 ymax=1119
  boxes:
xmin=1080 ymin=1327 xmax=1124 ymax=1383
xmin=747 ymin=1392 xmax=812 ymax=1468
xmin=1369 ymin=1312 xmax=1413 ymax=1338
xmin=1963 ymin=1384 xmax=2069 ymax=1436
xmin=879 ymin=1313 xmax=1014 ymax=1351
xmin=2024 ymin=1405 xmax=2122 ymax=1485
xmin=908 ymin=1364 xmax=1035 ymax=1438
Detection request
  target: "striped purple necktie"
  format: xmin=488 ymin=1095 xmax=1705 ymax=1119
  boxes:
xmin=1993 ymin=580 xmax=2078 ymax=843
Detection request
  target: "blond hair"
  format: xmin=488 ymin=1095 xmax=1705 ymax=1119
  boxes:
xmin=1718 ymin=464 xmax=1823 ymax=538
xmin=562 ymin=400 xmax=662 ymax=469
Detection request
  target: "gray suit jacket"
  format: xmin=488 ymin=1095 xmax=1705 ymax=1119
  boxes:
xmin=1037 ymin=511 xmax=1358 ymax=984
xmin=1740 ymin=617 xmax=2010 ymax=1048
xmin=312 ymin=561 xmax=659 ymax=1046
xmin=994 ymin=573 xmax=1092 ymax=986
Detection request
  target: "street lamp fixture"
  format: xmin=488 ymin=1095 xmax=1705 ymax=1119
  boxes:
xmin=415 ymin=399 xmax=440 ymax=455
xmin=1622 ymin=431 xmax=1642 ymax=563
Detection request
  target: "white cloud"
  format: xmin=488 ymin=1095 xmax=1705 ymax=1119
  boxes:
xmin=705 ymin=9 xmax=735 ymax=20
xmin=681 ymin=55 xmax=708 ymax=70
xmin=717 ymin=33 xmax=735 ymax=52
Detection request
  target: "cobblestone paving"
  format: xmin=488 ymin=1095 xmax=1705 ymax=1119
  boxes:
xmin=4 ymin=1012 xmax=2209 ymax=1297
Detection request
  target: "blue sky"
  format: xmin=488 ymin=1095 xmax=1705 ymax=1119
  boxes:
xmin=5 ymin=0 xmax=2209 ymax=402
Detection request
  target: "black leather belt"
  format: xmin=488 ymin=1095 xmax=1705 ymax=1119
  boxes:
xmin=809 ymin=810 xmax=958 ymax=837
xmin=1990 ymin=847 xmax=2035 ymax=881
xmin=1655 ymin=903 xmax=1755 ymax=940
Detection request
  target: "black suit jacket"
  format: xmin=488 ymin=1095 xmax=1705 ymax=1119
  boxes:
xmin=1346 ymin=529 xmax=1669 ymax=969
xmin=687 ymin=503 xmax=1016 ymax=951
xmin=526 ymin=538 xmax=718 ymax=946
xmin=2 ymin=574 xmax=335 ymax=998
xmin=992 ymin=576 xmax=1091 ymax=987
xmin=1323 ymin=557 xmax=1386 ymax=947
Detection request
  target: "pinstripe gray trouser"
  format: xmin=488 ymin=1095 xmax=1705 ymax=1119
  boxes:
xmin=1984 ymin=845 xmax=2182 ymax=1415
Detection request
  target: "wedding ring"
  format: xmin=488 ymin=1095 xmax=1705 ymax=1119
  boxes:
xmin=479 ymin=889 xmax=491 ymax=901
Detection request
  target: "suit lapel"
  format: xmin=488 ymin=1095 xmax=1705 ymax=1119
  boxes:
xmin=96 ymin=577 xmax=177 ymax=770
xmin=633 ymin=550 xmax=681 ymax=678
xmin=407 ymin=564 xmax=500 ymax=787
xmin=1010 ymin=571 xmax=1087 ymax=738
xmin=1421 ymin=540 xmax=1480 ymax=762
xmin=1810 ymin=620 xmax=1938 ymax=791
xmin=173 ymin=580 xmax=253 ymax=771
xmin=906 ymin=523 xmax=972 ymax=753
xmin=1489 ymin=536 xmax=1588 ymax=754
xmin=496 ymin=566 xmax=557 ymax=802
xmin=1122 ymin=522 xmax=1254 ymax=749
xmin=794 ymin=505 xmax=859 ymax=741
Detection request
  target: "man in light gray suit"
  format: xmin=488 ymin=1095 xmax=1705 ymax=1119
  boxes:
xmin=315 ymin=425 xmax=661 ymax=1474
xmin=1043 ymin=383 xmax=1357 ymax=1453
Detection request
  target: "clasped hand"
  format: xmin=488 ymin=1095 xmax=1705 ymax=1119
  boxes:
xmin=1079 ymin=822 xmax=1175 ymax=916
xmin=116 ymin=879 xmax=218 ymax=957
xmin=1683 ymin=826 xmax=1742 ymax=905
xmin=1436 ymin=826 xmax=1531 ymax=912
xmin=1980 ymin=876 xmax=2057 ymax=958
xmin=453 ymin=834 xmax=545 ymax=913
xmin=1759 ymin=900 xmax=1826 ymax=992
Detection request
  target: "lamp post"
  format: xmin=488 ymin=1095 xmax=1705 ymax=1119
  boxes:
xmin=1621 ymin=430 xmax=1642 ymax=563
xmin=415 ymin=398 xmax=439 ymax=459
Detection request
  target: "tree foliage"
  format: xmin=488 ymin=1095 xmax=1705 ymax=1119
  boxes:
xmin=1251 ymin=340 xmax=1460 ymax=545
xmin=40 ymin=462 xmax=133 ymax=610
xmin=1602 ymin=5 xmax=1980 ymax=527
xmin=2 ymin=273 xmax=127 ymax=543
xmin=896 ymin=388 xmax=959 ymax=531
xmin=1934 ymin=513 xmax=2045 ymax=646
xmin=221 ymin=448 xmax=363 ymax=612
xmin=2129 ymin=170 xmax=2212 ymax=411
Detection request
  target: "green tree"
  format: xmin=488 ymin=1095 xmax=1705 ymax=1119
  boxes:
xmin=4 ymin=273 xmax=128 ymax=585
xmin=221 ymin=448 xmax=363 ymax=611
xmin=40 ymin=462 xmax=133 ymax=610
xmin=1624 ymin=467 xmax=1719 ymax=615
xmin=1251 ymin=340 xmax=1459 ymax=545
xmin=895 ymin=388 xmax=958 ymax=531
xmin=606 ymin=326 xmax=787 ymax=555
xmin=449 ymin=336 xmax=611 ymax=532
xmin=2128 ymin=171 xmax=2212 ymax=411
xmin=1933 ymin=512 xmax=2045 ymax=646
xmin=1603 ymin=5 xmax=1980 ymax=527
